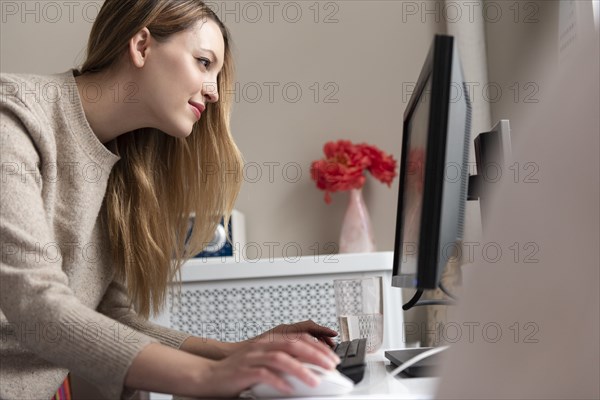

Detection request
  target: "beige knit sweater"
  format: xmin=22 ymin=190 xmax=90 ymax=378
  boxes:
xmin=0 ymin=70 xmax=192 ymax=399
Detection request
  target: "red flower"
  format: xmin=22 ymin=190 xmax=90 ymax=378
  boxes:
xmin=359 ymin=144 xmax=398 ymax=186
xmin=311 ymin=140 xmax=397 ymax=204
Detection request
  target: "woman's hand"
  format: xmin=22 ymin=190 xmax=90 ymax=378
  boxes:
xmin=245 ymin=319 xmax=340 ymax=348
xmin=180 ymin=320 xmax=339 ymax=362
xmin=126 ymin=335 xmax=339 ymax=398
xmin=202 ymin=333 xmax=341 ymax=397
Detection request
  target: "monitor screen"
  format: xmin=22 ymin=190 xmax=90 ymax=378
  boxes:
xmin=399 ymin=77 xmax=431 ymax=278
xmin=392 ymin=35 xmax=472 ymax=290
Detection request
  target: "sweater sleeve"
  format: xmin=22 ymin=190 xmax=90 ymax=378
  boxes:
xmin=0 ymin=105 xmax=158 ymax=400
xmin=97 ymin=279 xmax=193 ymax=349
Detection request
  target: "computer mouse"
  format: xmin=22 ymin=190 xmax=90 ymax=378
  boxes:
xmin=248 ymin=363 xmax=354 ymax=398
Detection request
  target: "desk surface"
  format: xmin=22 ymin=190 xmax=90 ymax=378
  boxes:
xmin=347 ymin=352 xmax=439 ymax=399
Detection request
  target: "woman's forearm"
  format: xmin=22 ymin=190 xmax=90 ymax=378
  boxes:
xmin=124 ymin=343 xmax=215 ymax=397
xmin=125 ymin=330 xmax=342 ymax=398
xmin=179 ymin=336 xmax=241 ymax=360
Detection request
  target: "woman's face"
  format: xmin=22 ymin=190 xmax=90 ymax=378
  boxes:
xmin=137 ymin=18 xmax=225 ymax=138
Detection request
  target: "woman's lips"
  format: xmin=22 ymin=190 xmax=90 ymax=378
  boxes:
xmin=189 ymin=104 xmax=201 ymax=119
xmin=188 ymin=101 xmax=205 ymax=120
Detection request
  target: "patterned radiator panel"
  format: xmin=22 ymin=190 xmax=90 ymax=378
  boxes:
xmin=168 ymin=281 xmax=342 ymax=342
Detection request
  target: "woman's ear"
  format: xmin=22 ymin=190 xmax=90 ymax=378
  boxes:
xmin=129 ymin=27 xmax=152 ymax=68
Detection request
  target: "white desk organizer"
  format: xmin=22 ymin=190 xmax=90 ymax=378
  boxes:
xmin=148 ymin=251 xmax=404 ymax=399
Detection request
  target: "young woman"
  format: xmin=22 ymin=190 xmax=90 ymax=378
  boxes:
xmin=0 ymin=0 xmax=339 ymax=398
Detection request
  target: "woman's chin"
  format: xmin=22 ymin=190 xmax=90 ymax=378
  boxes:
xmin=163 ymin=123 xmax=194 ymax=139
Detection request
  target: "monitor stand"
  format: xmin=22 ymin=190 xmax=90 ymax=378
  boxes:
xmin=384 ymin=347 xmax=448 ymax=377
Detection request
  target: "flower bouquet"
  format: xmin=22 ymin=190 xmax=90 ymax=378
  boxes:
xmin=310 ymin=140 xmax=397 ymax=253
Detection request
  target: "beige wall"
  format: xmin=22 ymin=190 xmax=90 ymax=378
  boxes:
xmin=225 ymin=1 xmax=446 ymax=259
xmin=486 ymin=0 xmax=598 ymax=144
xmin=0 ymin=0 xmax=99 ymax=72
xmin=484 ymin=0 xmax=559 ymax=144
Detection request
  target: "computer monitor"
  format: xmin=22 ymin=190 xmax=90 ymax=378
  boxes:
xmin=391 ymin=34 xmax=472 ymax=292
xmin=383 ymin=33 xmax=471 ymax=375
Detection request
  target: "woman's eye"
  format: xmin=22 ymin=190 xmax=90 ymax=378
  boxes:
xmin=196 ymin=57 xmax=211 ymax=68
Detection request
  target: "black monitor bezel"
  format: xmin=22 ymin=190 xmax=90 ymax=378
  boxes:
xmin=392 ymin=35 xmax=454 ymax=289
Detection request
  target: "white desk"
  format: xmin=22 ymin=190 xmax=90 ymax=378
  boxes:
xmin=345 ymin=352 xmax=438 ymax=399
xmin=239 ymin=352 xmax=440 ymax=400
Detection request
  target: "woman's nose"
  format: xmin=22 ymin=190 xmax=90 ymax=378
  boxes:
xmin=202 ymin=82 xmax=219 ymax=103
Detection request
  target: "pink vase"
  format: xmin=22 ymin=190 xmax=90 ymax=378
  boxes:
xmin=339 ymin=189 xmax=376 ymax=253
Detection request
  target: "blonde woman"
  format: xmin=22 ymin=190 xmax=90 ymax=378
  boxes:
xmin=0 ymin=0 xmax=339 ymax=398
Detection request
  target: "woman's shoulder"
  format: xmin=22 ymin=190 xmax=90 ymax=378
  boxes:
xmin=1 ymin=69 xmax=75 ymax=102
xmin=0 ymin=69 xmax=73 ymax=82
xmin=0 ymin=71 xmax=75 ymax=160
xmin=1 ymin=69 xmax=76 ymax=129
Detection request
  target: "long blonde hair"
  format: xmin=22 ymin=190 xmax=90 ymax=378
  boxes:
xmin=79 ymin=0 xmax=242 ymax=318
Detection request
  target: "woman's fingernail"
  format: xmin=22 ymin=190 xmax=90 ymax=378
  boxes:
xmin=310 ymin=374 xmax=321 ymax=387
xmin=324 ymin=357 xmax=337 ymax=368
xmin=328 ymin=351 xmax=340 ymax=363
